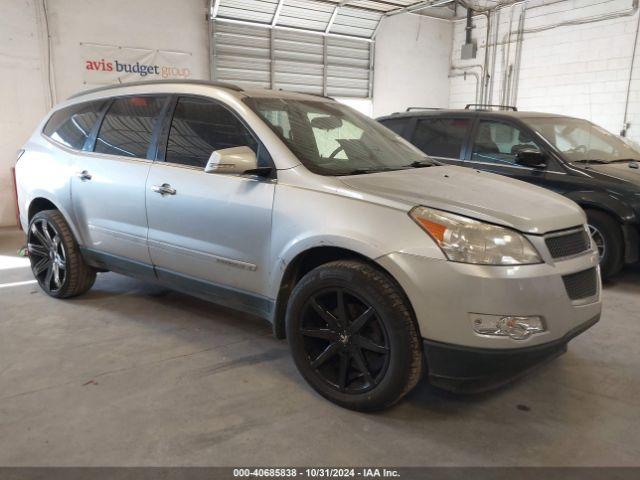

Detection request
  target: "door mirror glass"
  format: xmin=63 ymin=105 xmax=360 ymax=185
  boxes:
xmin=204 ymin=146 xmax=258 ymax=174
xmin=516 ymin=149 xmax=547 ymax=168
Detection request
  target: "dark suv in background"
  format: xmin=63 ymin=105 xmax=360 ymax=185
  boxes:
xmin=378 ymin=105 xmax=640 ymax=279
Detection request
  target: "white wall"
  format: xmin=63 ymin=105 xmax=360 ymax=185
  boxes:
xmin=449 ymin=0 xmax=640 ymax=141
xmin=373 ymin=13 xmax=453 ymax=117
xmin=46 ymin=0 xmax=210 ymax=101
xmin=0 ymin=0 xmax=210 ymax=227
xmin=0 ymin=0 xmax=50 ymax=227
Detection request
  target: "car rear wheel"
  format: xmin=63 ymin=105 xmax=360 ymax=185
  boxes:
xmin=286 ymin=260 xmax=423 ymax=411
xmin=585 ymin=209 xmax=623 ymax=280
xmin=28 ymin=210 xmax=96 ymax=298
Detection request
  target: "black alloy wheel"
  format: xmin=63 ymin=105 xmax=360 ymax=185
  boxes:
xmin=28 ymin=216 xmax=67 ymax=294
xmin=27 ymin=210 xmax=96 ymax=298
xmin=300 ymin=288 xmax=390 ymax=393
xmin=286 ymin=260 xmax=423 ymax=411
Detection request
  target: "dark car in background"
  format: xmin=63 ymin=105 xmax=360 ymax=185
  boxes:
xmin=378 ymin=105 xmax=640 ymax=279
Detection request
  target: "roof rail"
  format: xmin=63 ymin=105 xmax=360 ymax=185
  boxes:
xmin=465 ymin=104 xmax=517 ymax=111
xmin=283 ymin=89 xmax=334 ymax=100
xmin=405 ymin=107 xmax=443 ymax=111
xmin=68 ymin=79 xmax=243 ymax=99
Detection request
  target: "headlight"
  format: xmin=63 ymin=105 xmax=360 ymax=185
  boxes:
xmin=409 ymin=206 xmax=542 ymax=265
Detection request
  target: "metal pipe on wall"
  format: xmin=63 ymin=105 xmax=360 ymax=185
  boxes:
xmin=622 ymin=4 xmax=640 ymax=136
xmin=450 ymin=70 xmax=480 ymax=104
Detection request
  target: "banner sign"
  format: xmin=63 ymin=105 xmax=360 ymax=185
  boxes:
xmin=81 ymin=43 xmax=193 ymax=85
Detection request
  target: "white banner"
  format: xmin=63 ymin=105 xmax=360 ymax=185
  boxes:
xmin=81 ymin=43 xmax=193 ymax=85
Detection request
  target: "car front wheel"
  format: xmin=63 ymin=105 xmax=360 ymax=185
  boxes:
xmin=585 ymin=209 xmax=624 ymax=280
xmin=286 ymin=260 xmax=423 ymax=411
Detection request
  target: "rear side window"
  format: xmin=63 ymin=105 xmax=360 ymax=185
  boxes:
xmin=43 ymin=101 xmax=105 ymax=150
xmin=94 ymin=96 xmax=167 ymax=159
xmin=411 ymin=118 xmax=471 ymax=159
xmin=379 ymin=118 xmax=409 ymax=136
xmin=165 ymin=97 xmax=257 ymax=168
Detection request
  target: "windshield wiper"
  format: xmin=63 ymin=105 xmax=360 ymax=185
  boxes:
xmin=340 ymin=167 xmax=398 ymax=175
xmin=573 ymin=158 xmax=640 ymax=165
xmin=405 ymin=160 xmax=437 ymax=168
xmin=572 ymin=159 xmax=609 ymax=164
xmin=606 ymin=158 xmax=640 ymax=164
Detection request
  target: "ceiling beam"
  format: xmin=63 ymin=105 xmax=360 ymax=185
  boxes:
xmin=385 ymin=0 xmax=455 ymax=16
xmin=271 ymin=0 xmax=285 ymax=26
xmin=210 ymin=0 xmax=221 ymax=18
xmin=326 ymin=5 xmax=339 ymax=33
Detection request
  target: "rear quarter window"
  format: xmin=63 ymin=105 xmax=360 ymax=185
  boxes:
xmin=379 ymin=118 xmax=409 ymax=136
xmin=412 ymin=117 xmax=471 ymax=159
xmin=43 ymin=101 xmax=106 ymax=150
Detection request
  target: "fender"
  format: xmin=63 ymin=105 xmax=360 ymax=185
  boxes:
xmin=267 ymin=232 xmax=389 ymax=300
xmin=25 ymin=192 xmax=84 ymax=245
xmin=564 ymin=190 xmax=638 ymax=224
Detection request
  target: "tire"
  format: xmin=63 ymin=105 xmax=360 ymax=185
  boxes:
xmin=585 ymin=209 xmax=624 ymax=280
xmin=27 ymin=210 xmax=96 ymax=298
xmin=285 ymin=260 xmax=423 ymax=411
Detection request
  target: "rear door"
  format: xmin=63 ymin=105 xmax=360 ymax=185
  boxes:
xmin=71 ymin=95 xmax=168 ymax=272
xmin=408 ymin=116 xmax=472 ymax=166
xmin=145 ymin=96 xmax=275 ymax=302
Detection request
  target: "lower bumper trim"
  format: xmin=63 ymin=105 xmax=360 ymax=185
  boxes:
xmin=423 ymin=314 xmax=600 ymax=394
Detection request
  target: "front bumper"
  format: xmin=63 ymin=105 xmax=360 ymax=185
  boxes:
xmin=377 ymin=249 xmax=602 ymax=392
xmin=377 ymin=251 xmax=601 ymax=349
xmin=424 ymin=313 xmax=599 ymax=393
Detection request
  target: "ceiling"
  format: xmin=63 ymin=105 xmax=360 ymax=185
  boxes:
xmin=210 ymin=0 xmax=455 ymax=39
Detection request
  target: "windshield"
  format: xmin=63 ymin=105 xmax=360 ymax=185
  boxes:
xmin=524 ymin=116 xmax=640 ymax=163
xmin=243 ymin=97 xmax=434 ymax=175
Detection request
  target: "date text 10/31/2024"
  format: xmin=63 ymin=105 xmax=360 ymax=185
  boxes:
xmin=233 ymin=468 xmax=401 ymax=478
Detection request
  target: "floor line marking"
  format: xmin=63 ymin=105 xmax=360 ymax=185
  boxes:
xmin=0 ymin=280 xmax=37 ymax=289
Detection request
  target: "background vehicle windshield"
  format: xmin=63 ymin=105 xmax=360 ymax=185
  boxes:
xmin=244 ymin=97 xmax=433 ymax=175
xmin=525 ymin=116 xmax=640 ymax=163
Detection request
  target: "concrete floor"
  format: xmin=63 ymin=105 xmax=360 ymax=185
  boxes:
xmin=1 ymin=226 xmax=639 ymax=467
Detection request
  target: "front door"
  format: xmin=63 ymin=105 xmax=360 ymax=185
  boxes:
xmin=71 ymin=95 xmax=168 ymax=270
xmin=466 ymin=119 xmax=551 ymax=183
xmin=145 ymin=96 xmax=275 ymax=313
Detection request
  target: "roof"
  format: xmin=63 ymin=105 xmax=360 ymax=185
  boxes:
xmin=67 ymin=79 xmax=244 ymax=99
xmin=67 ymin=79 xmax=335 ymax=103
xmin=377 ymin=108 xmax=572 ymax=121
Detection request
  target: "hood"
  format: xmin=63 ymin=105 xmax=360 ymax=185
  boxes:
xmin=339 ymin=165 xmax=585 ymax=235
xmin=583 ymin=162 xmax=640 ymax=188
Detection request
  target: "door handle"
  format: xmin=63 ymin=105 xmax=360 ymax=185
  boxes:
xmin=151 ymin=183 xmax=176 ymax=196
xmin=77 ymin=170 xmax=92 ymax=181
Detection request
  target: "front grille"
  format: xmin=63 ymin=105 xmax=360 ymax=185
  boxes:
xmin=562 ymin=268 xmax=598 ymax=301
xmin=545 ymin=228 xmax=591 ymax=259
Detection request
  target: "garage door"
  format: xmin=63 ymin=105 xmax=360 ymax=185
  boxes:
xmin=211 ymin=20 xmax=373 ymax=97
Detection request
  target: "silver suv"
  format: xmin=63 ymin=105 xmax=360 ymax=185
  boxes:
xmin=15 ymin=80 xmax=602 ymax=410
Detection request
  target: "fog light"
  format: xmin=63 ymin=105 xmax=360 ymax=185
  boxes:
xmin=472 ymin=314 xmax=545 ymax=340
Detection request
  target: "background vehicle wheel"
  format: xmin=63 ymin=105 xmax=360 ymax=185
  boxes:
xmin=285 ymin=260 xmax=423 ymax=411
xmin=585 ymin=209 xmax=623 ymax=280
xmin=28 ymin=210 xmax=96 ymax=298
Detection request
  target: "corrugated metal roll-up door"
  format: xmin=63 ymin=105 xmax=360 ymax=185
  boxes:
xmin=273 ymin=29 xmax=324 ymax=95
xmin=326 ymin=36 xmax=371 ymax=98
xmin=212 ymin=22 xmax=271 ymax=89
xmin=211 ymin=20 xmax=373 ymax=98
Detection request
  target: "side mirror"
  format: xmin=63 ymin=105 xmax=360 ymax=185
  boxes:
xmin=204 ymin=146 xmax=258 ymax=175
xmin=516 ymin=149 xmax=547 ymax=168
